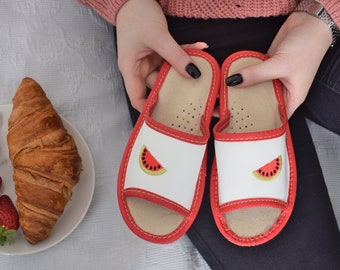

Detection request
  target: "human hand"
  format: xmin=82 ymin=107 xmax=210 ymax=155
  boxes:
xmin=116 ymin=0 xmax=207 ymax=112
xmin=226 ymin=12 xmax=333 ymax=118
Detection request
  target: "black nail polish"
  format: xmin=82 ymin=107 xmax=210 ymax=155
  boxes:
xmin=186 ymin=63 xmax=201 ymax=79
xmin=226 ymin=73 xmax=243 ymax=86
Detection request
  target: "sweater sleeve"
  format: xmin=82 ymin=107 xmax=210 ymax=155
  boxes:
xmin=319 ymin=0 xmax=340 ymax=27
xmin=78 ymin=0 xmax=128 ymax=25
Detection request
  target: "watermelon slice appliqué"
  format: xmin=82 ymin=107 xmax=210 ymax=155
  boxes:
xmin=253 ymin=155 xmax=282 ymax=181
xmin=139 ymin=145 xmax=167 ymax=176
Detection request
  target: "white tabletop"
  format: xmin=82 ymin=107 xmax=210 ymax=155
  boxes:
xmin=0 ymin=1 xmax=210 ymax=269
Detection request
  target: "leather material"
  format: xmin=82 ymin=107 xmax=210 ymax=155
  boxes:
xmin=215 ymin=133 xmax=289 ymax=204
xmin=124 ymin=122 xmax=206 ymax=210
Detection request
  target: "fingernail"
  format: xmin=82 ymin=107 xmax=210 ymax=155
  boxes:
xmin=226 ymin=73 xmax=243 ymax=86
xmin=186 ymin=63 xmax=201 ymax=79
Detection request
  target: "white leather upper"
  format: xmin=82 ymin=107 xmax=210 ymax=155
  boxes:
xmin=215 ymin=133 xmax=290 ymax=204
xmin=124 ymin=122 xmax=206 ymax=210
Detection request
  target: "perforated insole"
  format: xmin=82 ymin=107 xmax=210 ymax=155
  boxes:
xmin=151 ymin=56 xmax=213 ymax=135
xmin=224 ymin=57 xmax=282 ymax=134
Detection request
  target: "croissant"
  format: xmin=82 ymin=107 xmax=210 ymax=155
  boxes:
xmin=7 ymin=77 xmax=82 ymax=244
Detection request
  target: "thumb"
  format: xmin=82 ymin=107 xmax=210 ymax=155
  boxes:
xmin=149 ymin=32 xmax=203 ymax=79
xmin=226 ymin=57 xmax=284 ymax=87
xmin=225 ymin=56 xmax=297 ymax=118
xmin=225 ymin=56 xmax=302 ymax=119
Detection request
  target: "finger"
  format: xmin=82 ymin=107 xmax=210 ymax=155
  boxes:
xmin=181 ymin=42 xmax=209 ymax=50
xmin=145 ymin=70 xmax=159 ymax=89
xmin=144 ymin=42 xmax=209 ymax=90
xmin=225 ymin=56 xmax=300 ymax=118
xmin=121 ymin=72 xmax=147 ymax=112
xmin=145 ymin=42 xmax=209 ymax=89
xmin=230 ymin=58 xmax=305 ymax=119
xmin=226 ymin=57 xmax=286 ymax=87
xmin=213 ymin=105 xmax=220 ymax=118
xmin=149 ymin=32 xmax=202 ymax=79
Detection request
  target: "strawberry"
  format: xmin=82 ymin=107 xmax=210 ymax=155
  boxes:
xmin=0 ymin=176 xmax=2 ymax=191
xmin=0 ymin=195 xmax=19 ymax=246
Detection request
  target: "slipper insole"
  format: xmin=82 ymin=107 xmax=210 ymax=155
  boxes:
xmin=225 ymin=57 xmax=282 ymax=134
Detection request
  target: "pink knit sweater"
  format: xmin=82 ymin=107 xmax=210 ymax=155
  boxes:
xmin=79 ymin=0 xmax=340 ymax=27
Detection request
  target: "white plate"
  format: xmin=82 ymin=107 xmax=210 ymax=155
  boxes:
xmin=0 ymin=104 xmax=95 ymax=255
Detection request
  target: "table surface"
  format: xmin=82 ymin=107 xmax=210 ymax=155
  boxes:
xmin=0 ymin=1 xmax=210 ymax=269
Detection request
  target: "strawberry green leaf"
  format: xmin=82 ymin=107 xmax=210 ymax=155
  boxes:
xmin=0 ymin=226 xmax=17 ymax=246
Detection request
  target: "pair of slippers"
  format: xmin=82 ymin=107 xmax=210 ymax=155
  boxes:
xmin=117 ymin=50 xmax=297 ymax=246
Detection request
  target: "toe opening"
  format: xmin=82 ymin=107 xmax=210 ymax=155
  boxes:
xmin=224 ymin=207 xmax=281 ymax=237
xmin=127 ymin=197 xmax=184 ymax=236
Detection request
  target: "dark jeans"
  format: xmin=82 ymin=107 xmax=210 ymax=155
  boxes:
xmin=124 ymin=16 xmax=340 ymax=270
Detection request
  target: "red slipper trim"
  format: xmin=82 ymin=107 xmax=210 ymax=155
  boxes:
xmin=218 ymin=197 xmax=288 ymax=214
xmin=123 ymin=188 xmax=190 ymax=217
